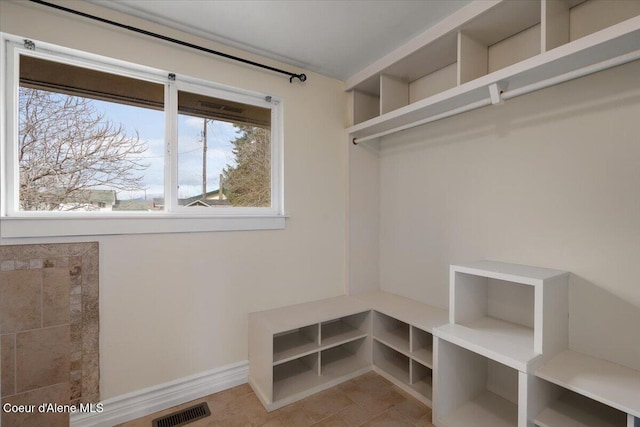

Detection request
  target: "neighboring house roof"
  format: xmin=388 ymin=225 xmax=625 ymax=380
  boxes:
xmin=183 ymin=199 xmax=230 ymax=207
xmin=153 ymin=188 xmax=229 ymax=208
xmin=113 ymin=199 xmax=151 ymax=211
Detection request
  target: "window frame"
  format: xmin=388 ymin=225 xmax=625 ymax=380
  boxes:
xmin=0 ymin=34 xmax=286 ymax=237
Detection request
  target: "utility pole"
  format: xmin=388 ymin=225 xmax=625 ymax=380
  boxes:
xmin=202 ymin=119 xmax=208 ymax=200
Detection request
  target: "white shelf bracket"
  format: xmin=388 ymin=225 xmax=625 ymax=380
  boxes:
xmin=489 ymin=82 xmax=506 ymax=105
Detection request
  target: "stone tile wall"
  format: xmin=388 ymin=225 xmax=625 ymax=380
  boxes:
xmin=1 ymin=242 xmax=99 ymax=426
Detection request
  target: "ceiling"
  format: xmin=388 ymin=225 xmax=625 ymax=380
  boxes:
xmin=88 ymin=0 xmax=471 ymax=81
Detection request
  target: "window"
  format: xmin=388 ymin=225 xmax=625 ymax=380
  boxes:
xmin=1 ymin=36 xmax=284 ymax=236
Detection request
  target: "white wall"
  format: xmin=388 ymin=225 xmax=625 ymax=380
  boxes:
xmin=375 ymin=59 xmax=640 ymax=370
xmin=0 ymin=1 xmax=348 ymax=398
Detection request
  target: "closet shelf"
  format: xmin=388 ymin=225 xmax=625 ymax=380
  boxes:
xmin=536 ymin=350 xmax=640 ymax=418
xmin=434 ymin=318 xmax=539 ymax=372
xmin=374 ymin=328 xmax=410 ymax=355
xmin=347 ymin=15 xmax=640 ymax=143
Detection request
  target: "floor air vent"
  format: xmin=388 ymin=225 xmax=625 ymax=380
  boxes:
xmin=152 ymin=402 xmax=211 ymax=427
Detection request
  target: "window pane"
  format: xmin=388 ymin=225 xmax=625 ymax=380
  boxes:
xmin=177 ymin=90 xmax=271 ymax=208
xmin=18 ymin=56 xmax=164 ymax=212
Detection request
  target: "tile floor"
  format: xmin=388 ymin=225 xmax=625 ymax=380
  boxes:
xmin=118 ymin=372 xmax=434 ymax=427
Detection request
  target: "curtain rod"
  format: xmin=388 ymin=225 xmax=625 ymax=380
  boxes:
xmin=28 ymin=0 xmax=308 ymax=83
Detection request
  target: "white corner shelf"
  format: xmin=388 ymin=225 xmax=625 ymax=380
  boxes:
xmin=359 ymin=291 xmax=447 ymax=407
xmin=249 ymin=292 xmax=448 ymax=411
xmin=536 ymin=350 xmax=640 ymax=420
xmin=352 ymin=290 xmax=448 ymax=333
xmin=346 ymin=0 xmax=640 ymax=142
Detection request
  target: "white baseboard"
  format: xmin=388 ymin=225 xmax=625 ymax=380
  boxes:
xmin=71 ymin=360 xmax=249 ymax=427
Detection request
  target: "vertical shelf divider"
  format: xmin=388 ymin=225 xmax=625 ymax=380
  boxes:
xmin=380 ymin=74 xmax=409 ymax=114
xmin=457 ymin=31 xmax=488 ymax=85
xmin=542 ymin=0 xmax=571 ymax=52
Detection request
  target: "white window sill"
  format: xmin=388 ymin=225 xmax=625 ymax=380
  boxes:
xmin=0 ymin=215 xmax=287 ymax=238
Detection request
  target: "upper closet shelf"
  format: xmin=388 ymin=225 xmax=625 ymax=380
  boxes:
xmin=346 ymin=0 xmax=640 ymax=143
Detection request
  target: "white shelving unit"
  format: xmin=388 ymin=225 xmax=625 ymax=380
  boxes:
xmin=354 ymin=291 xmax=448 ymax=406
xmin=535 ymin=350 xmax=640 ymax=427
xmin=249 ymin=296 xmax=372 ymax=411
xmin=346 ymin=0 xmax=640 ymax=142
xmin=436 ymin=260 xmax=569 ymax=372
xmin=433 ymin=261 xmax=570 ymax=427
xmin=249 ymin=292 xmax=448 ymax=411
xmin=249 ymin=264 xmax=640 ymax=425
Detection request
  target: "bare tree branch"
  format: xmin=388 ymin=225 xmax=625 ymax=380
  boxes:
xmin=19 ymin=87 xmax=149 ymax=210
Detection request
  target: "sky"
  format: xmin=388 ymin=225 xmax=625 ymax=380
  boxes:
xmin=90 ymin=98 xmax=240 ymax=201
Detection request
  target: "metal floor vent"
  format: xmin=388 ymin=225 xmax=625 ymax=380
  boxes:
xmin=152 ymin=402 xmax=211 ymax=427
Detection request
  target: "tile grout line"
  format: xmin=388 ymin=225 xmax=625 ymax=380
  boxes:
xmin=2 ymin=380 xmax=70 ymax=401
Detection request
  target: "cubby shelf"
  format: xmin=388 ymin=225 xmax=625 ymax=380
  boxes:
xmin=433 ymin=260 xmax=573 ymax=427
xmin=249 ymin=296 xmax=372 ymax=411
xmin=536 ymin=350 xmax=640 ymax=421
xmin=435 ymin=260 xmax=569 ymax=373
xmin=534 ymin=388 xmax=628 ymax=427
xmin=346 ymin=0 xmax=640 ymax=142
xmin=249 ymin=293 xmax=447 ymax=411
xmin=273 ymin=324 xmax=317 ymax=364
xmin=434 ymin=337 xmax=520 ymax=427
xmin=434 ymin=318 xmax=538 ymax=372
xmin=353 ymin=291 xmax=448 ymax=407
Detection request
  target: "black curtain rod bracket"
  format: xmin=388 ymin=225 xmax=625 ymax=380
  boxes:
xmin=28 ymin=0 xmax=308 ymax=84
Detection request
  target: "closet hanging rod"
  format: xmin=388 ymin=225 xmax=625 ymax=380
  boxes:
xmin=352 ymin=48 xmax=640 ymax=145
xmin=28 ymin=0 xmax=308 ymax=83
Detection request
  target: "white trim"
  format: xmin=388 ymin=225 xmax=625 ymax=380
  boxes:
xmin=70 ymin=361 xmax=249 ymax=427
xmin=0 ymin=215 xmax=286 ymax=238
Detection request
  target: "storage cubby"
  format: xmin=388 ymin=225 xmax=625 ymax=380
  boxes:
xmin=273 ymin=353 xmax=319 ymax=402
xmin=373 ymin=311 xmax=410 ymax=354
xmin=373 ymin=340 xmax=410 ymax=384
xmin=434 ymin=337 xmax=519 ymax=427
xmin=352 ymin=89 xmax=380 ymax=125
xmin=249 ymin=296 xmax=372 ymax=411
xmin=320 ymin=311 xmax=369 ymax=348
xmin=533 ymin=378 xmax=628 ymax=427
xmin=543 ymin=0 xmax=640 ymax=51
xmin=457 ymin=0 xmax=541 ymax=84
xmin=410 ymin=360 xmax=433 ymax=401
xmin=436 ymin=261 xmax=569 ymax=371
xmin=355 ymin=291 xmax=447 ymax=406
xmin=410 ymin=326 xmax=433 ymax=368
xmin=321 ymin=337 xmax=369 ymax=378
xmin=273 ymin=324 xmax=318 ymax=364
xmin=382 ymin=31 xmax=459 ymax=108
xmin=536 ymin=350 xmax=640 ymax=427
